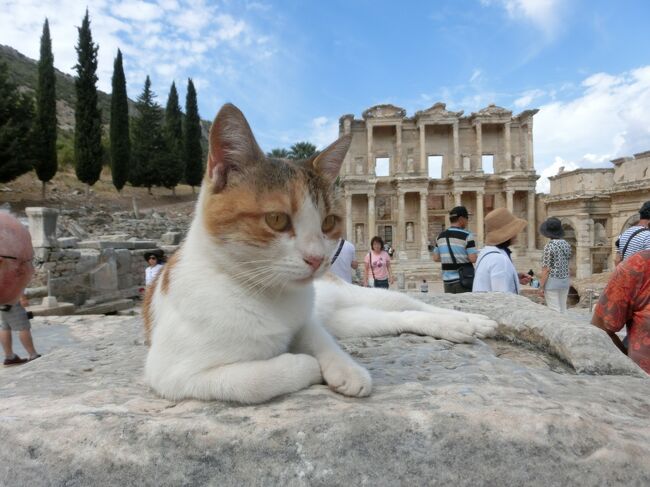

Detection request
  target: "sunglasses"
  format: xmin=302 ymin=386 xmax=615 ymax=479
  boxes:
xmin=0 ymin=255 xmax=39 ymax=267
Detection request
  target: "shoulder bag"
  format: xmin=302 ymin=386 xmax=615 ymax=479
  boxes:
xmin=445 ymin=236 xmax=475 ymax=290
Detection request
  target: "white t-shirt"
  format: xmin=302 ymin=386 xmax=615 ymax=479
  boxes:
xmin=472 ymin=246 xmax=520 ymax=294
xmin=145 ymin=264 xmax=163 ymax=286
xmin=329 ymin=240 xmax=357 ymax=283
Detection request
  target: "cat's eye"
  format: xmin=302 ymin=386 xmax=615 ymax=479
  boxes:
xmin=321 ymin=215 xmax=338 ymax=233
xmin=265 ymin=212 xmax=292 ymax=232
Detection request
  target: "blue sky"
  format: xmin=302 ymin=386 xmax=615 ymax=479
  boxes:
xmin=1 ymin=0 xmax=649 ymax=191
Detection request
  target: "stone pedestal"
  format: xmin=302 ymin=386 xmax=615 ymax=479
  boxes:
xmin=26 ymin=207 xmax=59 ymax=248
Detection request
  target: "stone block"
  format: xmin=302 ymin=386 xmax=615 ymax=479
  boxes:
xmin=26 ymin=207 xmax=59 ymax=248
xmin=160 ymin=232 xmax=183 ymax=245
xmin=57 ymin=237 xmax=79 ymax=249
xmin=90 ymin=261 xmax=118 ymax=294
xmin=78 ymin=240 xmax=136 ymax=250
xmin=130 ymin=241 xmax=158 ymax=249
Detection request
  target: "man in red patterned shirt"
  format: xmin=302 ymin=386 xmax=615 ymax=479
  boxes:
xmin=592 ymin=250 xmax=650 ymax=374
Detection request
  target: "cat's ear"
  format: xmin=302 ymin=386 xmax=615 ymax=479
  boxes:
xmin=207 ymin=103 xmax=265 ymax=192
xmin=307 ymin=134 xmax=351 ymax=183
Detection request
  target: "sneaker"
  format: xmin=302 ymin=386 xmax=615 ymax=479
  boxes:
xmin=3 ymin=355 xmax=28 ymax=366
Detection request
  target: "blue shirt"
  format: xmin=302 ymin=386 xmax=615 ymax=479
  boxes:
xmin=433 ymin=227 xmax=478 ymax=282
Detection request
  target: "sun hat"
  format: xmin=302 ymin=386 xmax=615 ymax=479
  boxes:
xmin=484 ymin=208 xmax=527 ymax=246
xmin=539 ymin=217 xmax=564 ymax=239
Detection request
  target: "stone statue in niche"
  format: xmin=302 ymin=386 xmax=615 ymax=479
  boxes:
xmin=407 ymin=157 xmax=415 ymax=173
xmin=355 ymin=224 xmax=364 ymax=245
xmin=355 ymin=158 xmax=364 ymax=175
xmin=406 ymin=222 xmax=414 ymax=242
xmin=463 ymin=155 xmax=471 ymax=171
xmin=513 ymin=155 xmax=522 ymax=169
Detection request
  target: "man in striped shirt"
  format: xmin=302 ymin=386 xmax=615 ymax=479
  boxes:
xmin=615 ymin=201 xmax=650 ymax=265
xmin=433 ymin=206 xmax=478 ymax=294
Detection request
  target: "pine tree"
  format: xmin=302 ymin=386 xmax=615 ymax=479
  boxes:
xmin=184 ymin=78 xmax=203 ymax=192
xmin=0 ymin=63 xmax=35 ymax=183
xmin=34 ymin=18 xmax=58 ymax=199
xmin=110 ymin=49 xmax=130 ymax=192
xmin=130 ymin=76 xmax=164 ymax=193
xmin=161 ymin=81 xmax=184 ymax=194
xmin=73 ymin=9 xmax=103 ymax=192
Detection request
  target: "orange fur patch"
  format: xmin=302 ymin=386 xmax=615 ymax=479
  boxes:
xmin=142 ymin=284 xmax=154 ymax=347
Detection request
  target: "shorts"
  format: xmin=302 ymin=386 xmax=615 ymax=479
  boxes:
xmin=0 ymin=304 xmax=31 ymax=331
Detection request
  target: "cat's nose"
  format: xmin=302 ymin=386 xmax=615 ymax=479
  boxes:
xmin=303 ymin=255 xmax=324 ymax=272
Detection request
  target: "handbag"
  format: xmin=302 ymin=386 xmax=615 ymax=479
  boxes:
xmin=445 ymin=236 xmax=475 ymax=290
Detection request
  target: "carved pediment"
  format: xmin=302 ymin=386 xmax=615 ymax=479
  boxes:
xmin=415 ymin=102 xmax=463 ymax=121
xmin=471 ymin=104 xmax=512 ymax=120
xmin=362 ymin=104 xmax=406 ymax=120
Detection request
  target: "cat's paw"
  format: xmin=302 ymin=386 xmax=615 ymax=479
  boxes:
xmin=402 ymin=311 xmax=497 ymax=343
xmin=321 ymin=358 xmax=372 ymax=397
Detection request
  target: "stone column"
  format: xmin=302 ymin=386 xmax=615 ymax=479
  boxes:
xmin=453 ymin=121 xmax=460 ymax=171
xmin=527 ymin=122 xmax=534 ymax=170
xmin=506 ymin=189 xmax=514 ymax=214
xmin=367 ymin=193 xmax=375 ymax=248
xmin=504 ymin=121 xmax=511 ymax=171
xmin=397 ymin=190 xmax=406 ymax=259
xmin=419 ymin=191 xmax=429 ymax=259
xmin=345 ymin=192 xmax=353 ymax=241
xmin=25 ymin=207 xmax=59 ymax=248
xmin=395 ymin=123 xmax=402 ymax=174
xmin=527 ymin=190 xmax=536 ymax=250
xmin=476 ymin=190 xmax=485 ymax=246
xmin=454 ymin=191 xmax=462 ymax=207
xmin=475 ymin=121 xmax=482 ymax=171
xmin=366 ymin=124 xmax=374 ymax=175
xmin=419 ymin=123 xmax=427 ymax=175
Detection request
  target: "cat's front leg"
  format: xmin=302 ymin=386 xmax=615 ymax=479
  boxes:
xmin=292 ymin=320 xmax=372 ymax=398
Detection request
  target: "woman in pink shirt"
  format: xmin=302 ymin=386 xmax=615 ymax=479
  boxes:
xmin=363 ymin=236 xmax=394 ymax=289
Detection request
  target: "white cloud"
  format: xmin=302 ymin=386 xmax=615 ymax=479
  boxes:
xmin=514 ymin=88 xmax=544 ymax=108
xmin=470 ymin=69 xmax=482 ymax=83
xmin=537 ymin=157 xmax=579 ymax=193
xmin=483 ymin=0 xmax=564 ymax=38
xmin=534 ymin=65 xmax=650 ymax=192
xmin=309 ymin=116 xmax=339 ymax=150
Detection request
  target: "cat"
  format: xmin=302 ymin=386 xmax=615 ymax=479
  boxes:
xmin=143 ymin=103 xmax=497 ymax=404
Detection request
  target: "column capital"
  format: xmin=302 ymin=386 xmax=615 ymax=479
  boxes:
xmin=476 ymin=188 xmax=485 ymax=195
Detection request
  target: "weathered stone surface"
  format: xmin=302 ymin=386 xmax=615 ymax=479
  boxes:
xmin=1 ymin=294 xmax=648 ymax=486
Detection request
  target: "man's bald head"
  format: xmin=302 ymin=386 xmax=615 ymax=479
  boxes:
xmin=0 ymin=212 xmax=34 ymax=305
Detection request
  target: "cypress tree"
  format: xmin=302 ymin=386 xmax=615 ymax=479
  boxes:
xmin=130 ymin=76 xmax=164 ymax=194
xmin=73 ymin=9 xmax=103 ymax=192
xmin=161 ymin=81 xmax=184 ymax=194
xmin=184 ymin=78 xmax=203 ymax=192
xmin=0 ymin=63 xmax=35 ymax=183
xmin=110 ymin=49 xmax=130 ymax=192
xmin=34 ymin=18 xmax=58 ymax=199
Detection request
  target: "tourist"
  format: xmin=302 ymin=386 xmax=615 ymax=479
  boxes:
xmin=329 ymin=238 xmax=358 ymax=283
xmin=1 ymin=296 xmax=41 ymax=366
xmin=144 ymin=252 xmax=164 ymax=286
xmin=432 ymin=206 xmax=478 ymax=294
xmin=538 ymin=217 xmax=572 ymax=313
xmin=615 ymin=201 xmax=650 ymax=265
xmin=420 ymin=279 xmax=428 ymax=293
xmin=591 ymin=250 xmax=650 ymax=374
xmin=363 ymin=236 xmax=394 ymax=288
xmin=472 ymin=208 xmax=531 ymax=293
xmin=0 ymin=212 xmax=35 ymax=306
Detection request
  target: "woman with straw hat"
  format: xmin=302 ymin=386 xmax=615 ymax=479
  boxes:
xmin=538 ymin=217 xmax=572 ymax=313
xmin=472 ymin=208 xmax=531 ymax=293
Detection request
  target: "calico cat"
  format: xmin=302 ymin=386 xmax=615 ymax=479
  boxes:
xmin=143 ymin=103 xmax=497 ymax=404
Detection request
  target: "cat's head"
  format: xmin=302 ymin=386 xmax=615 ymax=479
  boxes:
xmin=199 ymin=103 xmax=350 ymax=290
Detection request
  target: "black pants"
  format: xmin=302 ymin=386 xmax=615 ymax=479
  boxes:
xmin=443 ymin=280 xmax=471 ymax=294
xmin=373 ymin=279 xmax=389 ymax=289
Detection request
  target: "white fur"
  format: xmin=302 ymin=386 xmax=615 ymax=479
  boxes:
xmin=145 ymin=184 xmax=497 ymax=404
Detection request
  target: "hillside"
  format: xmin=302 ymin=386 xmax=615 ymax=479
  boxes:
xmin=0 ymin=44 xmax=210 ymax=141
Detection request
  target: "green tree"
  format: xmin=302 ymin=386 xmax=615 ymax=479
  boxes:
xmin=34 ymin=18 xmax=58 ymax=199
xmin=267 ymin=148 xmax=290 ymax=158
xmin=109 ymin=49 xmax=130 ymax=192
xmin=161 ymin=81 xmax=184 ymax=194
xmin=0 ymin=63 xmax=35 ymax=183
xmin=73 ymin=9 xmax=103 ymax=192
xmin=183 ymin=78 xmax=203 ymax=192
xmin=130 ymin=76 xmax=164 ymax=193
xmin=289 ymin=141 xmax=318 ymax=160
